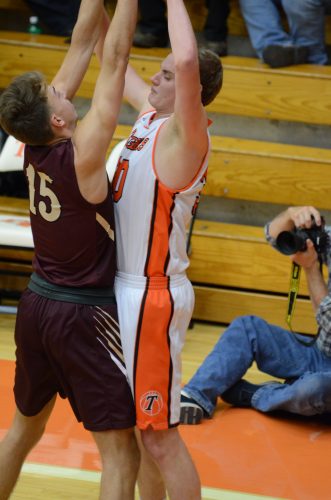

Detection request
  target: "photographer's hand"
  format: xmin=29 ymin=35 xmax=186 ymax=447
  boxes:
xmin=268 ymin=206 xmax=321 ymax=240
xmin=292 ymin=239 xmax=328 ymax=313
xmin=291 ymin=239 xmax=318 ymax=269
xmin=288 ymin=206 xmax=322 ymax=229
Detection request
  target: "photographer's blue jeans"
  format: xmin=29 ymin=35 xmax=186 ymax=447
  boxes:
xmin=239 ymin=0 xmax=328 ymax=64
xmin=183 ymin=315 xmax=331 ymax=416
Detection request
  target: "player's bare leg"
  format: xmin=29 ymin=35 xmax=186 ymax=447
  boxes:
xmin=93 ymin=427 xmax=139 ymax=499
xmin=135 ymin=427 xmax=167 ymax=500
xmin=141 ymin=427 xmax=201 ymax=500
xmin=0 ymin=396 xmax=56 ymax=499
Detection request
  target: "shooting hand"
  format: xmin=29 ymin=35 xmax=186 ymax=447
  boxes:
xmin=291 ymin=239 xmax=319 ymax=269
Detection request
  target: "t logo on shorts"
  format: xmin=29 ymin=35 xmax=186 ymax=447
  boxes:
xmin=140 ymin=391 xmax=163 ymax=416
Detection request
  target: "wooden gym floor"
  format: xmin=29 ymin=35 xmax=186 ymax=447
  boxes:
xmin=0 ymin=314 xmax=330 ymax=499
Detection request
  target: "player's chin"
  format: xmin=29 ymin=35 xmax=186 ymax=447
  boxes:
xmin=148 ymin=92 xmax=157 ymax=106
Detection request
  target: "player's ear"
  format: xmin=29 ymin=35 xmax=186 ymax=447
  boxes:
xmin=50 ymin=113 xmax=65 ymax=129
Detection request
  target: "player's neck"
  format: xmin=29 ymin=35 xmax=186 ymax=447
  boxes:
xmin=47 ymin=124 xmax=74 ymax=145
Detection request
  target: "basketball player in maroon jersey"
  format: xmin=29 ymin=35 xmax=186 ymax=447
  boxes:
xmin=0 ymin=0 xmax=139 ymax=498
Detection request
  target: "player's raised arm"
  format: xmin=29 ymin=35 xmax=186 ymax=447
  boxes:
xmin=95 ymin=8 xmax=150 ymax=114
xmin=154 ymin=0 xmax=222 ymax=189
xmin=166 ymin=0 xmax=207 ymax=146
xmin=124 ymin=64 xmax=151 ymax=114
xmin=73 ymin=0 xmax=138 ymax=202
xmin=51 ymin=0 xmax=104 ymax=100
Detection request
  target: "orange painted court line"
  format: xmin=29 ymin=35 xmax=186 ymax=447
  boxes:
xmin=1 ymin=359 xmax=330 ymax=499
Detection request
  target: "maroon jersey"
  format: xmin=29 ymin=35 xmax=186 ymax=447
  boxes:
xmin=24 ymin=140 xmax=116 ymax=288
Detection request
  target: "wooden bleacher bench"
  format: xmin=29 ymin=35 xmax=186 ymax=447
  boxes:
xmin=1 ymin=31 xmax=331 ymax=125
xmin=111 ymin=125 xmax=331 ymax=209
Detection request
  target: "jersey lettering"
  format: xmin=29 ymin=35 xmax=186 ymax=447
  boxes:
xmin=137 ymin=138 xmax=149 ymax=151
xmin=113 ymin=158 xmax=129 ymax=203
xmin=140 ymin=391 xmax=163 ymax=416
xmin=125 ymin=129 xmax=149 ymax=151
xmin=26 ymin=163 xmax=61 ymax=222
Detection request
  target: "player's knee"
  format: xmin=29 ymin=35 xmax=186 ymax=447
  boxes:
xmin=140 ymin=428 xmax=178 ymax=465
xmin=97 ymin=428 xmax=139 ymax=471
xmin=121 ymin=429 xmax=140 ymax=466
xmin=12 ymin=396 xmax=55 ymax=449
xmin=9 ymin=418 xmax=45 ymax=451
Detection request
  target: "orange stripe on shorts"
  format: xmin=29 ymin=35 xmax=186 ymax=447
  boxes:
xmin=134 ymin=280 xmax=174 ymax=430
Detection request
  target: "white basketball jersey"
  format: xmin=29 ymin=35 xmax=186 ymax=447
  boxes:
xmin=113 ymin=110 xmax=209 ymax=277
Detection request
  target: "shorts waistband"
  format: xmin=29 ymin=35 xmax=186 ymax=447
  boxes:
xmin=28 ymin=272 xmax=116 ymax=305
xmin=115 ymin=271 xmax=188 ymax=290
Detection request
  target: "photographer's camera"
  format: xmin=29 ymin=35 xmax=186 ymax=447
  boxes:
xmin=276 ymin=216 xmax=328 ymax=256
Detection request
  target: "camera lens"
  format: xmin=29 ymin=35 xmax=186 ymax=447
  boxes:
xmin=276 ymin=231 xmax=307 ymax=255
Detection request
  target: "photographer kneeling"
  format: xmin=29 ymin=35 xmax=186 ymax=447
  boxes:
xmin=180 ymin=206 xmax=331 ymax=425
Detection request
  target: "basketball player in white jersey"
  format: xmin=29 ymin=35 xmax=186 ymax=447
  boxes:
xmin=98 ymin=0 xmax=222 ymax=497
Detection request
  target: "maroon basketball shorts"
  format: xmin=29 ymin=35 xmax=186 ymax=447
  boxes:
xmin=14 ymin=288 xmax=135 ymax=431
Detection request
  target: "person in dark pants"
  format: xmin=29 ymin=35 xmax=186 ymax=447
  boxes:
xmin=25 ymin=0 xmax=81 ymax=36
xmin=134 ymin=0 xmax=230 ymax=56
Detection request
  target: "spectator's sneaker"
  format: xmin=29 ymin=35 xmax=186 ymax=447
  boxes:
xmin=199 ymin=38 xmax=228 ymax=57
xmin=221 ymin=379 xmax=263 ymax=407
xmin=133 ymin=27 xmax=169 ymax=48
xmin=262 ymin=45 xmax=309 ymax=68
xmin=180 ymin=393 xmax=204 ymax=425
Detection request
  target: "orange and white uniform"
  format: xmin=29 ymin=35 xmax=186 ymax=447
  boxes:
xmin=113 ymin=110 xmax=209 ymax=429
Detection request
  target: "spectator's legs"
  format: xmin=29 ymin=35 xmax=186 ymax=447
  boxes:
xmin=253 ymin=372 xmax=331 ymax=414
xmin=183 ymin=315 xmax=331 ymax=416
xmin=203 ymin=0 xmax=230 ymax=42
xmin=136 ymin=0 xmax=168 ymax=40
xmin=199 ymin=0 xmax=230 ymax=55
xmin=25 ymin=0 xmax=81 ymax=36
xmin=282 ymin=0 xmax=328 ymax=64
xmin=239 ymin=0 xmax=290 ymax=59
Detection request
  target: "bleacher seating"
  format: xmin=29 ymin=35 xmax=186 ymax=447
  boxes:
xmin=0 ymin=2 xmax=330 ymax=335
xmin=1 ymin=33 xmax=331 ymax=125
